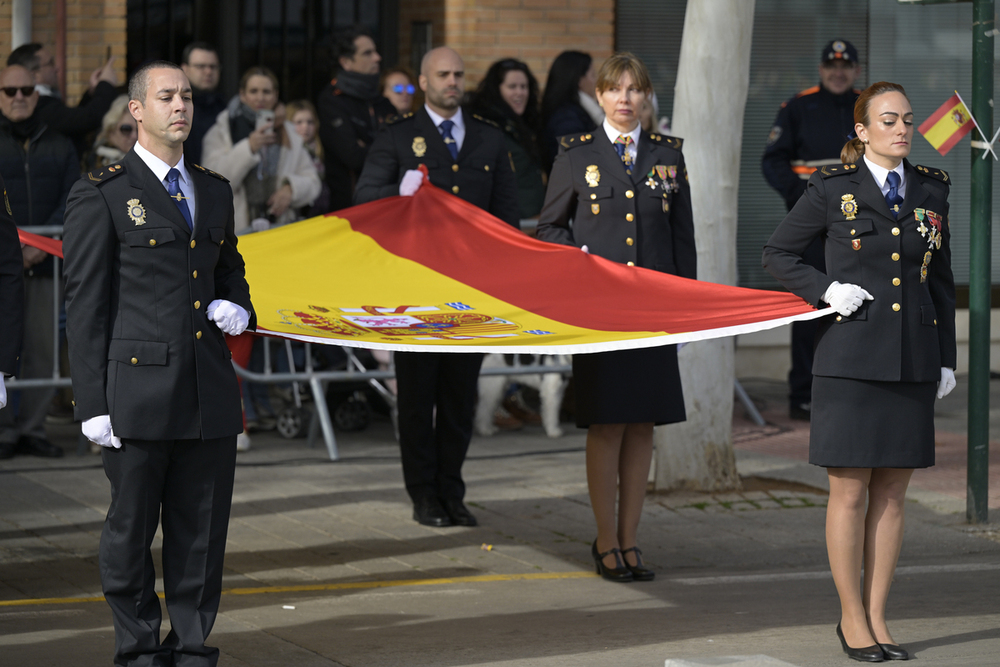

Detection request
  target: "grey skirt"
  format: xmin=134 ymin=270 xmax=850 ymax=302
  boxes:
xmin=809 ymin=376 xmax=936 ymax=469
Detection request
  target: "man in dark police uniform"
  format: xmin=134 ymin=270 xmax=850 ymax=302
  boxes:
xmin=63 ymin=60 xmax=254 ymax=667
xmin=355 ymin=46 xmax=518 ymax=528
xmin=0 ymin=175 xmax=23 ymax=422
xmin=761 ymin=39 xmax=861 ymax=420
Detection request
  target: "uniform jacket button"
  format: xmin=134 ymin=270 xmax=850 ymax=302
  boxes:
xmin=149 ymin=239 xmax=156 ymax=246
xmin=194 ymin=300 xmax=201 ymax=309
xmin=892 ymin=303 xmax=901 ymax=311
xmin=892 ymin=277 xmax=900 ymax=286
xmin=130 ymin=357 xmax=138 ymax=365
xmin=891 ymin=252 xmax=900 ymax=261
xmin=625 ymin=190 xmax=634 ymax=199
xmin=626 ymin=237 xmax=634 ymax=246
xmin=836 ymin=315 xmax=843 ymax=322
xmin=891 ymin=227 xmax=900 ymax=236
xmin=452 ymin=185 xmax=459 ymax=194
xmin=196 ymin=331 xmax=202 ymax=339
xmin=626 ymin=213 xmax=634 ymax=222
xmin=451 ymin=164 xmax=459 ymax=172
xmin=190 ymin=240 xmax=196 ymax=248
xmin=192 ymin=270 xmax=198 ymax=278
xmin=626 ymin=261 xmax=635 ymax=266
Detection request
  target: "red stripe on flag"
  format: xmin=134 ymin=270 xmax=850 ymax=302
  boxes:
xmin=917 ymin=94 xmax=962 ymax=136
xmin=345 ymin=184 xmax=814 ymax=335
xmin=18 ymin=228 xmax=63 ymax=258
xmin=935 ymin=120 xmax=976 ymax=156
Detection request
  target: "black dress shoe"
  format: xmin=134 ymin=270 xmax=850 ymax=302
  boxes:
xmin=17 ymin=436 xmax=63 ymax=458
xmin=877 ymin=643 xmax=909 ymax=661
xmin=837 ymin=624 xmax=885 ymax=662
xmin=0 ymin=441 xmax=15 ymax=459
xmin=591 ymin=540 xmax=632 ymax=582
xmin=620 ymin=546 xmax=655 ymax=581
xmin=441 ymin=499 xmax=478 ymax=526
xmin=412 ymin=497 xmax=451 ymax=527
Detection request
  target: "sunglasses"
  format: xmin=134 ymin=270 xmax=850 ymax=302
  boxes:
xmin=392 ymin=84 xmax=415 ymax=95
xmin=1 ymin=86 xmax=36 ymax=98
xmin=118 ymin=124 xmax=135 ymax=135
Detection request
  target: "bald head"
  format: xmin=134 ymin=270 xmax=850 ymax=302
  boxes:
xmin=419 ymin=47 xmax=464 ymax=118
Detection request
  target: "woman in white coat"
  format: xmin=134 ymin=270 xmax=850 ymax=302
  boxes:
xmin=202 ymin=66 xmax=321 ymax=233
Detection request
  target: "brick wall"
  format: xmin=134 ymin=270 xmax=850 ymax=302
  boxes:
xmin=1 ymin=0 xmax=127 ymax=102
xmin=398 ymin=0 xmax=615 ymax=90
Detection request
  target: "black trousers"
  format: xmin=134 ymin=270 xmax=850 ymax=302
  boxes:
xmin=789 ymin=236 xmax=826 ymax=406
xmin=100 ymin=436 xmax=237 ymax=667
xmin=394 ymin=351 xmax=483 ymax=503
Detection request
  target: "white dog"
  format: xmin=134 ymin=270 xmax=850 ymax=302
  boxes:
xmin=475 ymin=354 xmax=570 ymax=438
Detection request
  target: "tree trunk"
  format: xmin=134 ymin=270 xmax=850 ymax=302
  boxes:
xmin=654 ymin=0 xmax=755 ymax=492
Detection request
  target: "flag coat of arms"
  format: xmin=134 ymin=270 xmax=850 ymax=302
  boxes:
xmin=918 ymin=93 xmax=975 ymax=156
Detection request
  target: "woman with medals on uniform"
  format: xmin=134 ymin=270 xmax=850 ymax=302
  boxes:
xmin=763 ymin=82 xmax=956 ymax=662
xmin=537 ymin=53 xmax=696 ymax=583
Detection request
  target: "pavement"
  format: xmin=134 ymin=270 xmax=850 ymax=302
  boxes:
xmin=1 ymin=375 xmax=998 ymax=667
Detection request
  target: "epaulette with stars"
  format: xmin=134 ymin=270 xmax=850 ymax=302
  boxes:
xmin=818 ymin=163 xmax=858 ymax=178
xmin=914 ymin=165 xmax=950 ymax=184
xmin=471 ymin=113 xmax=500 ymax=129
xmin=558 ymin=132 xmax=595 ymax=150
xmin=385 ymin=111 xmax=415 ymax=125
xmin=190 ymin=163 xmax=229 ymax=183
xmin=647 ymin=133 xmax=683 ymax=150
xmin=85 ymin=163 xmax=126 ymax=184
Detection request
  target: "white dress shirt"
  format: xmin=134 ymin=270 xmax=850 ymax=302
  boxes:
xmin=134 ymin=141 xmax=197 ymax=229
xmin=602 ymin=118 xmax=640 ymax=165
xmin=863 ymin=154 xmax=906 ymax=201
xmin=425 ymin=105 xmax=465 ymax=154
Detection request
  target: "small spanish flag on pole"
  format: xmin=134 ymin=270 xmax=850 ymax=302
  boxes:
xmin=918 ymin=92 xmax=978 ymax=156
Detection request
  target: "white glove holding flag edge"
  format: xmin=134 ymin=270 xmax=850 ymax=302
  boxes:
xmin=82 ymin=414 xmax=122 ymax=449
xmin=823 ymin=281 xmax=874 ymax=317
xmin=207 ymin=299 xmax=250 ymax=336
xmin=937 ymin=367 xmax=956 ymax=399
xmin=399 ymin=170 xmax=423 ymax=196
xmin=0 ymin=376 xmax=6 ymax=409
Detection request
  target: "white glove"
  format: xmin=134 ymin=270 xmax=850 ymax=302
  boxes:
xmin=937 ymin=367 xmax=956 ymax=399
xmin=207 ymin=299 xmax=250 ymax=336
xmin=580 ymin=245 xmax=589 ymax=254
xmin=399 ymin=169 xmax=424 ymax=196
xmin=0 ymin=376 xmax=6 ymax=409
xmin=82 ymin=414 xmax=122 ymax=449
xmin=250 ymin=217 xmax=271 ymax=233
xmin=823 ymin=281 xmax=874 ymax=316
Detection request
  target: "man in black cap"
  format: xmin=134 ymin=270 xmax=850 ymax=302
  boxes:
xmin=316 ymin=27 xmax=396 ymax=211
xmin=761 ymin=39 xmax=861 ymax=421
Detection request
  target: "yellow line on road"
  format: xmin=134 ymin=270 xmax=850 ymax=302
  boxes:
xmin=0 ymin=571 xmax=597 ymax=608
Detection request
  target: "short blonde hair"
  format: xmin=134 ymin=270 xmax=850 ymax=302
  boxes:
xmin=93 ymin=94 xmax=131 ymax=149
xmin=595 ymin=52 xmax=652 ymax=96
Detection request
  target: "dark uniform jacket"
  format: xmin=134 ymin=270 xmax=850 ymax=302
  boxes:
xmin=0 ymin=177 xmax=23 ymax=377
xmin=317 ymin=80 xmax=396 ymax=211
xmin=762 ymin=85 xmax=859 ymax=210
xmin=63 ymin=149 xmax=255 ymax=441
xmin=536 ymin=129 xmax=697 ymax=280
xmin=354 ymin=107 xmax=519 ymax=227
xmin=762 ymin=159 xmax=956 ymax=383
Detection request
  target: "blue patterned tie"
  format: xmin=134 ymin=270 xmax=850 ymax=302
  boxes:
xmin=885 ymin=171 xmax=903 ymax=219
xmin=166 ymin=168 xmax=193 ymax=230
xmin=614 ymin=135 xmax=634 ymax=175
xmin=439 ymin=119 xmax=459 ymax=161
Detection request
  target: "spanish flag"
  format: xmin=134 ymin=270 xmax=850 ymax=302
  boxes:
xmin=235 ymin=177 xmax=824 ymax=353
xmin=24 ymin=178 xmax=826 ymax=353
xmin=918 ymin=93 xmax=975 ymax=156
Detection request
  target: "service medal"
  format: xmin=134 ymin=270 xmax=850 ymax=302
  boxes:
xmin=585 ymin=165 xmax=600 ymax=187
xmin=412 ymin=136 xmax=427 ymax=158
xmin=840 ymin=194 xmax=858 ymax=221
xmin=646 ymin=177 xmax=657 ymax=189
xmin=852 ymin=238 xmax=861 ymax=251
xmin=591 ymin=203 xmax=600 ymax=215
xmin=655 ymin=165 xmax=667 ymax=180
xmin=666 ymin=165 xmax=677 ymax=179
xmin=127 ymin=198 xmax=146 ymax=226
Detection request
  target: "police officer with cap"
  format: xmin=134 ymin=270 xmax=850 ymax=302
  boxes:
xmin=761 ymin=39 xmax=861 ymax=420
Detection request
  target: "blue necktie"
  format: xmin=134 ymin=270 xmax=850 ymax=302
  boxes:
xmin=439 ymin=119 xmax=459 ymax=161
xmin=614 ymin=134 xmax=634 ymax=175
xmin=885 ymin=171 xmax=903 ymax=219
xmin=166 ymin=168 xmax=193 ymax=230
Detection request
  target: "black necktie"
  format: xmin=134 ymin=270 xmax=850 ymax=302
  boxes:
xmin=439 ymin=119 xmax=459 ymax=161
xmin=885 ymin=171 xmax=903 ymax=219
xmin=166 ymin=168 xmax=193 ymax=229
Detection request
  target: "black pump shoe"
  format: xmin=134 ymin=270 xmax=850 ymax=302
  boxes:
xmin=837 ymin=624 xmax=885 ymax=662
xmin=591 ymin=540 xmax=632 ymax=582
xmin=877 ymin=643 xmax=909 ymax=661
xmin=620 ymin=546 xmax=655 ymax=581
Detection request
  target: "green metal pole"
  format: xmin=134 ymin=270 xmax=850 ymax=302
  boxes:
xmin=967 ymin=0 xmax=993 ymax=524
